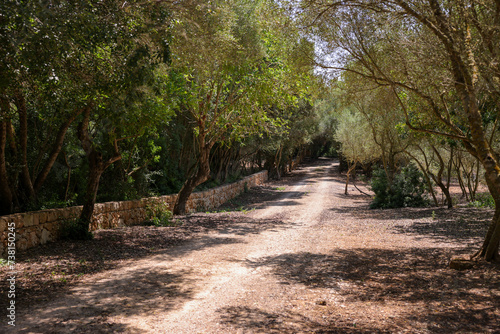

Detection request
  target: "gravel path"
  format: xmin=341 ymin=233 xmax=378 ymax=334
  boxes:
xmin=7 ymin=159 xmax=500 ymax=333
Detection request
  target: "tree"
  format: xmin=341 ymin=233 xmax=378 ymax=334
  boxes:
xmin=334 ymin=110 xmax=381 ymax=194
xmin=0 ymin=1 xmax=88 ymax=213
xmin=342 ymin=82 xmax=410 ymax=183
xmin=68 ymin=1 xmax=173 ymax=233
xmin=405 ymin=137 xmax=455 ymax=208
xmin=0 ymin=0 xmax=175 ymax=234
xmin=169 ymin=0 xmax=314 ymax=214
xmin=295 ymin=0 xmax=500 ymax=261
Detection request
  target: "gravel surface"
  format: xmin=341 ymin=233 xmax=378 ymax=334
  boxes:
xmin=2 ymin=158 xmax=499 ymax=333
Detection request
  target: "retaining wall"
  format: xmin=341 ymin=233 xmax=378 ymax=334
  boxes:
xmin=0 ymin=170 xmax=268 ymax=257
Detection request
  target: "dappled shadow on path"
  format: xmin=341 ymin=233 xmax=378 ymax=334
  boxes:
xmin=329 ymin=205 xmax=492 ymax=245
xmin=218 ymin=306 xmax=391 ymax=334
xmin=242 ymin=249 xmax=499 ymax=333
xmin=1 ymin=213 xmax=291 ymax=318
xmin=16 ymin=267 xmax=195 ymax=333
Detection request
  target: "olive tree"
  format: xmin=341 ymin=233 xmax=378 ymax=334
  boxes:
xmin=294 ymin=0 xmax=500 ymax=261
xmin=334 ymin=110 xmax=381 ymax=194
xmin=169 ymin=0 xmax=314 ymax=214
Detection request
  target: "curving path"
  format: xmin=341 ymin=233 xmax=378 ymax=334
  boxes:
xmin=13 ymin=159 xmax=497 ymax=333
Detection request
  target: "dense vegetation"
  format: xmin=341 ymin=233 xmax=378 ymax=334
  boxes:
xmin=1 ymin=0 xmax=500 ymax=261
xmin=0 ymin=0 xmax=331 ymax=234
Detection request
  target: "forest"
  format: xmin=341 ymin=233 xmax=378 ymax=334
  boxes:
xmin=1 ymin=0 xmax=500 ymax=262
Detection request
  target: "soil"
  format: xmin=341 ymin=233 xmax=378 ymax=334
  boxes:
xmin=1 ymin=158 xmax=499 ymax=333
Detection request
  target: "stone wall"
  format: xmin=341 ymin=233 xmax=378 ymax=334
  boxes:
xmin=0 ymin=170 xmax=268 ymax=257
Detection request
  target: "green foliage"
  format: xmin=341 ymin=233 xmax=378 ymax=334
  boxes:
xmin=37 ymin=197 xmax=77 ymax=211
xmin=194 ymin=170 xmax=246 ymax=192
xmin=467 ymin=193 xmax=495 ymax=208
xmin=59 ymin=219 xmax=94 ymax=241
xmin=334 ymin=110 xmax=381 ymax=166
xmin=144 ymin=201 xmax=174 ymax=227
xmin=0 ymin=0 xmax=329 ymax=217
xmin=370 ymin=164 xmax=428 ymax=209
xmin=148 ymin=120 xmax=191 ymax=195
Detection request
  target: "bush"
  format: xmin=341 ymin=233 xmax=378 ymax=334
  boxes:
xmin=144 ymin=201 xmax=174 ymax=227
xmin=370 ymin=164 xmax=428 ymax=209
xmin=468 ymin=193 xmax=495 ymax=208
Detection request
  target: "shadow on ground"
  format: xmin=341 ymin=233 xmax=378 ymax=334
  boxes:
xmin=15 ymin=267 xmax=195 ymax=334
xmin=0 ymin=213 xmax=291 ymax=315
xmin=218 ymin=305 xmax=392 ymax=333
xmin=238 ymin=249 xmax=499 ymax=333
xmin=329 ymin=204 xmax=493 ymax=245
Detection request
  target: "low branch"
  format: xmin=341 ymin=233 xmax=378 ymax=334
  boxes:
xmin=352 ymin=180 xmax=372 ymax=197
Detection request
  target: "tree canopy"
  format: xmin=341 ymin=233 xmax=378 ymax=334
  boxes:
xmin=291 ymin=0 xmax=500 ymax=261
xmin=2 ymin=0 xmax=500 ymax=262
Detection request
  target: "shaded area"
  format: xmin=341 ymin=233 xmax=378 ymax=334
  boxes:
xmin=221 ymin=186 xmax=309 ymax=210
xmin=0 ymin=213 xmax=289 ymax=313
xmin=243 ymin=249 xmax=500 ymax=333
xmin=390 ymin=208 xmax=492 ymax=244
xmin=16 ymin=268 xmax=195 ymax=334
xmin=329 ymin=204 xmax=492 ymax=244
xmin=218 ymin=306 xmax=391 ymax=334
xmin=0 ymin=158 xmax=337 ymax=332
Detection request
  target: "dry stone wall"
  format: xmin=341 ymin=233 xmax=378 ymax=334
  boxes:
xmin=0 ymin=170 xmax=267 ymax=257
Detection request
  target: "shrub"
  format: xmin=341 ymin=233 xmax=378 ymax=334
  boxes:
xmin=370 ymin=164 xmax=428 ymax=209
xmin=144 ymin=201 xmax=174 ymax=227
xmin=467 ymin=193 xmax=495 ymax=208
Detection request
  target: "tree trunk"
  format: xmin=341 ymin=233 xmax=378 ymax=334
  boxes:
xmin=275 ymin=145 xmax=283 ymax=180
xmin=475 ymin=205 xmax=500 ymax=262
xmin=345 ymin=162 xmax=356 ymax=195
xmin=15 ymin=93 xmax=36 ymax=204
xmin=77 ymin=149 xmax=121 ymax=234
xmin=173 ymin=142 xmax=212 ymax=215
xmin=429 ymin=138 xmax=453 ymax=209
xmin=461 ymin=100 xmax=500 ymax=261
xmin=440 ymin=186 xmax=453 ymax=209
xmin=63 ymin=152 xmax=72 ymax=202
xmin=454 ymin=157 xmax=469 ymax=201
xmin=79 ymin=151 xmax=106 ymax=225
xmin=77 ymin=107 xmax=121 ymax=236
xmin=33 ymin=108 xmax=83 ymax=193
xmin=467 ymin=159 xmax=481 ymax=201
xmin=0 ymin=120 xmax=13 ymax=215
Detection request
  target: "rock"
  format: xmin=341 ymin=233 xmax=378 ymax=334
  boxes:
xmin=39 ymin=212 xmax=48 ymax=224
xmin=449 ymin=257 xmax=475 ymax=270
xmin=29 ymin=231 xmax=39 ymax=247
xmin=41 ymin=229 xmax=50 ymax=244
xmin=23 ymin=214 xmax=34 ymax=227
xmin=0 ymin=218 xmax=7 ymax=232
xmin=16 ymin=238 xmax=28 ymax=251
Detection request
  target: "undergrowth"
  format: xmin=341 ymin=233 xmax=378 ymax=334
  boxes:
xmin=467 ymin=193 xmax=495 ymax=208
xmin=370 ymin=164 xmax=428 ymax=209
xmin=144 ymin=201 xmax=178 ymax=227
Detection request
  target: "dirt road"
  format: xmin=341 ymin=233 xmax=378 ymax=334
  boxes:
xmin=11 ymin=159 xmax=500 ymax=333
